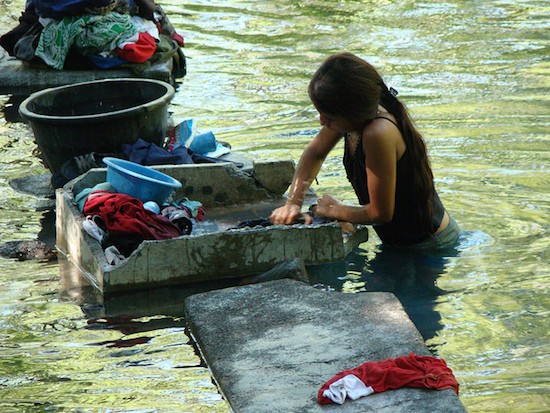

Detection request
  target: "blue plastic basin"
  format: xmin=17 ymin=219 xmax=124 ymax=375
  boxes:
xmin=103 ymin=157 xmax=182 ymax=205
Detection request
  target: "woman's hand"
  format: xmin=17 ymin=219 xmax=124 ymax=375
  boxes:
xmin=270 ymin=203 xmax=304 ymax=225
xmin=314 ymin=194 xmax=343 ymax=220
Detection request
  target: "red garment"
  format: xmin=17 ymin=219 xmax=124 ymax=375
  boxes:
xmin=318 ymin=352 xmax=459 ymax=405
xmin=117 ymin=32 xmax=157 ymax=63
xmin=83 ymin=191 xmax=181 ymax=240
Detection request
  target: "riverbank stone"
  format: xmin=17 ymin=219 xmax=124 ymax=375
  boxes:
xmin=184 ymin=279 xmax=466 ymax=413
xmin=0 ymin=49 xmax=177 ymax=95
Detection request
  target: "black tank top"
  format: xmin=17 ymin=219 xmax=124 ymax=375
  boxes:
xmin=343 ymin=117 xmax=445 ymax=246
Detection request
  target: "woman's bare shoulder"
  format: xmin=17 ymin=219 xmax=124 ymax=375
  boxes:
xmin=362 ymin=115 xmax=404 ymax=155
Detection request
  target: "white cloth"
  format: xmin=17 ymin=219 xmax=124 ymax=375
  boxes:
xmin=131 ymin=16 xmax=160 ymax=40
xmin=104 ymin=245 xmax=125 ymax=265
xmin=117 ymin=17 xmax=160 ymax=49
xmin=322 ymin=374 xmax=374 ymax=405
xmin=82 ymin=216 xmax=106 ymax=244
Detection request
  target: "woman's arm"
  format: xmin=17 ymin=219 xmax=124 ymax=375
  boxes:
xmin=315 ymin=121 xmax=399 ymax=224
xmin=270 ymin=126 xmax=341 ymax=224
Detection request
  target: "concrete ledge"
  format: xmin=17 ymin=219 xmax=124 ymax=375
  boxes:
xmin=184 ymin=279 xmax=466 ymax=413
xmin=66 ymin=160 xmax=293 ymax=208
xmin=0 ymin=49 xmax=176 ymax=94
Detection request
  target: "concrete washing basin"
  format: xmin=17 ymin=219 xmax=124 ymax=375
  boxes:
xmin=56 ymin=159 xmax=369 ymax=293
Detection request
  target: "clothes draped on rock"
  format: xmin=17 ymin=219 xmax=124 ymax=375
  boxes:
xmin=36 ymin=12 xmax=138 ymax=69
xmin=122 ymin=138 xmax=195 ymax=166
xmin=116 ymin=30 xmax=157 ymax=62
xmin=160 ymin=206 xmax=193 ymax=234
xmin=318 ymin=352 xmax=459 ymax=405
xmin=122 ymin=138 xmax=240 ymax=168
xmin=52 ymin=134 xmax=236 ymax=189
xmin=0 ymin=0 xmax=186 ymax=72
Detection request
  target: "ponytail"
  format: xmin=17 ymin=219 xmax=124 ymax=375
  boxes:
xmin=381 ymin=84 xmax=435 ymax=235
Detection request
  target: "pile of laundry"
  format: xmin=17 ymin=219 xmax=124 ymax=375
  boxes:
xmin=52 ymin=119 xmax=238 ymax=188
xmin=75 ymin=181 xmax=205 ymax=264
xmin=66 ymin=118 xmax=239 ymax=263
xmin=0 ymin=0 xmax=185 ymax=73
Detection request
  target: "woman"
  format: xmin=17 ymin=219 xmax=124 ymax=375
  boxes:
xmin=270 ymin=52 xmax=460 ymax=250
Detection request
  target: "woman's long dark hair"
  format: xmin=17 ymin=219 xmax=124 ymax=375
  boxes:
xmin=308 ymin=52 xmax=435 ymax=234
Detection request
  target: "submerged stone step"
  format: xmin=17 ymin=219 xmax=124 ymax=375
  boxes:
xmin=184 ymin=279 xmax=466 ymax=413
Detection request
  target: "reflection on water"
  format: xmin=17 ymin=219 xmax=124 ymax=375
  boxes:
xmin=1 ymin=95 xmax=25 ymax=123
xmin=309 ymin=230 xmax=493 ymax=345
xmin=1 ymin=0 xmax=549 ymax=412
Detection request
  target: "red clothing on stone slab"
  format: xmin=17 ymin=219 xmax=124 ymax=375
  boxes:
xmin=317 ymin=352 xmax=459 ymax=405
xmin=83 ymin=191 xmax=181 ymax=240
xmin=117 ymin=32 xmax=157 ymax=63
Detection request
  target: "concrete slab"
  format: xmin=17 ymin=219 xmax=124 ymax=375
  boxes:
xmin=58 ymin=257 xmax=309 ymax=319
xmin=184 ymin=279 xmax=466 ymax=413
xmin=0 ymin=49 xmax=177 ymax=95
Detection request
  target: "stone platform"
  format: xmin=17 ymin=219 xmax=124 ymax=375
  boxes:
xmin=184 ymin=279 xmax=466 ymax=413
xmin=0 ymin=49 xmax=178 ymax=95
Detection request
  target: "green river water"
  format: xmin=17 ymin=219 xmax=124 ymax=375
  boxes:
xmin=0 ymin=1 xmax=549 ymax=412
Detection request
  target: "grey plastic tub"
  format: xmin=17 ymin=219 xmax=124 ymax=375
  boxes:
xmin=19 ymin=78 xmax=175 ymax=174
